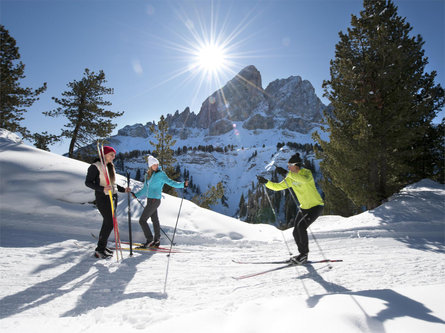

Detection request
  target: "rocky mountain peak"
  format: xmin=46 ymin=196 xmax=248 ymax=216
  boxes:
xmin=165 ymin=107 xmax=197 ymax=129
xmin=156 ymin=65 xmax=327 ymax=136
xmin=195 ymin=65 xmax=266 ymax=131
xmin=265 ymin=76 xmax=324 ymax=123
xmin=117 ymin=123 xmax=148 ymax=138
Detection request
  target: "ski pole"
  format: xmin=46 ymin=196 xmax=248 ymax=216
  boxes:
xmin=167 ymin=178 xmax=188 ymax=248
xmin=126 ymin=172 xmax=133 ymax=257
xmin=131 ymin=193 xmax=175 ymax=245
xmin=262 ymin=185 xmax=293 ymax=256
xmin=169 ymin=192 xmax=183 ymax=251
xmin=163 ymin=189 xmax=185 ymax=294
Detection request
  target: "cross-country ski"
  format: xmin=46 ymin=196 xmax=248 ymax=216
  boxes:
xmin=109 ymin=245 xmax=183 ymax=254
xmin=90 ymin=233 xmax=186 ymax=253
xmin=232 ymin=259 xmax=343 ymax=280
xmin=232 ymin=258 xmax=343 ymax=265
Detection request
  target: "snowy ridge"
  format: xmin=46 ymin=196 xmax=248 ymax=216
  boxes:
xmin=0 ymin=129 xmax=444 ymax=332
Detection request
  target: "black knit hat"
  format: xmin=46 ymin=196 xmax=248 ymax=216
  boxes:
xmin=288 ymin=153 xmax=302 ymax=166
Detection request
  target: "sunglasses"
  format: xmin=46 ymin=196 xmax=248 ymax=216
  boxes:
xmin=288 ymin=163 xmax=297 ymax=167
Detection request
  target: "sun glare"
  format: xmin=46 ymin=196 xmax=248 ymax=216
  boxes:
xmin=196 ymin=44 xmax=227 ymax=73
xmin=152 ymin=2 xmax=261 ymax=113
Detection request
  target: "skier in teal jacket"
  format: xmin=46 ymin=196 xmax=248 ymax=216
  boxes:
xmin=133 ymin=155 xmax=188 ymax=248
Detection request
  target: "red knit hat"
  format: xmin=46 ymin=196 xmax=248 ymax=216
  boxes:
xmin=103 ymin=146 xmax=116 ymax=155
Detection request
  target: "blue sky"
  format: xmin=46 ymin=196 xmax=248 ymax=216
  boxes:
xmin=1 ymin=0 xmax=444 ymax=154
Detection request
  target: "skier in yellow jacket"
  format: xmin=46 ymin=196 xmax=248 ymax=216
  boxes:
xmin=257 ymin=153 xmax=324 ymax=264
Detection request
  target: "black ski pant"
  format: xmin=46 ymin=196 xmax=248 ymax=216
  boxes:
xmin=292 ymin=205 xmax=324 ymax=255
xmin=95 ymin=192 xmax=117 ymax=252
xmin=139 ymin=198 xmax=161 ymax=242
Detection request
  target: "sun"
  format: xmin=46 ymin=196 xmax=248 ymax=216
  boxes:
xmin=195 ymin=43 xmax=227 ymax=74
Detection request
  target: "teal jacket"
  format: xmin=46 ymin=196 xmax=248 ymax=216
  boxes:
xmin=135 ymin=169 xmax=184 ymax=199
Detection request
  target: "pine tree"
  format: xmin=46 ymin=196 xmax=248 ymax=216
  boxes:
xmin=256 ymin=187 xmax=275 ymax=226
xmin=238 ymin=193 xmax=247 ymax=219
xmin=149 ymin=115 xmax=178 ymax=194
xmin=284 ymin=190 xmax=297 ymax=227
xmin=135 ymin=168 xmax=141 ymax=181
xmin=149 ymin=115 xmax=177 ymax=169
xmin=0 ymin=25 xmax=47 ymax=138
xmin=270 ymin=170 xmax=282 ymax=215
xmin=422 ymin=119 xmax=444 ymax=183
xmin=44 ymin=68 xmax=124 ymax=157
xmin=314 ymin=0 xmax=444 ymax=213
xmin=192 ymin=182 xmax=225 ymax=209
xmin=31 ymin=132 xmax=60 ymax=151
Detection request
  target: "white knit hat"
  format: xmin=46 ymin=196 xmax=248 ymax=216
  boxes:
xmin=147 ymin=155 xmax=159 ymax=167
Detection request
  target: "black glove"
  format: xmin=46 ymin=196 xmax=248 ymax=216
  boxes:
xmin=275 ymin=166 xmax=288 ymax=177
xmin=257 ymin=175 xmax=268 ymax=184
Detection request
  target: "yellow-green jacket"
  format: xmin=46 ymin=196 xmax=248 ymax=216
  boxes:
xmin=266 ymin=168 xmax=324 ymax=209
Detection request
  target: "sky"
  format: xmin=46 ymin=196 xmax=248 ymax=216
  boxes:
xmin=1 ymin=0 xmax=444 ymax=155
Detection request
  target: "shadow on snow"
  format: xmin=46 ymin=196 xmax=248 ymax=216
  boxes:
xmin=300 ymin=264 xmax=444 ymax=333
xmin=0 ymin=245 xmax=166 ymax=319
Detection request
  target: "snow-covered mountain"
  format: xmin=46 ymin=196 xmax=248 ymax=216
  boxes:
xmin=84 ymin=65 xmax=331 ymax=217
xmin=1 ymin=129 xmax=444 ymax=332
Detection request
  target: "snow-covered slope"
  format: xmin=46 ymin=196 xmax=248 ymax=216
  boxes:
xmin=1 ymin=129 xmax=444 ymax=333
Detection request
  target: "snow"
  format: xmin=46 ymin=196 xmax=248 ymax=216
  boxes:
xmin=1 ymin=128 xmax=444 ymax=332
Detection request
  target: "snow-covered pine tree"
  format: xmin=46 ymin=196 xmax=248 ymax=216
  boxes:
xmin=314 ymin=0 xmax=444 ymax=213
